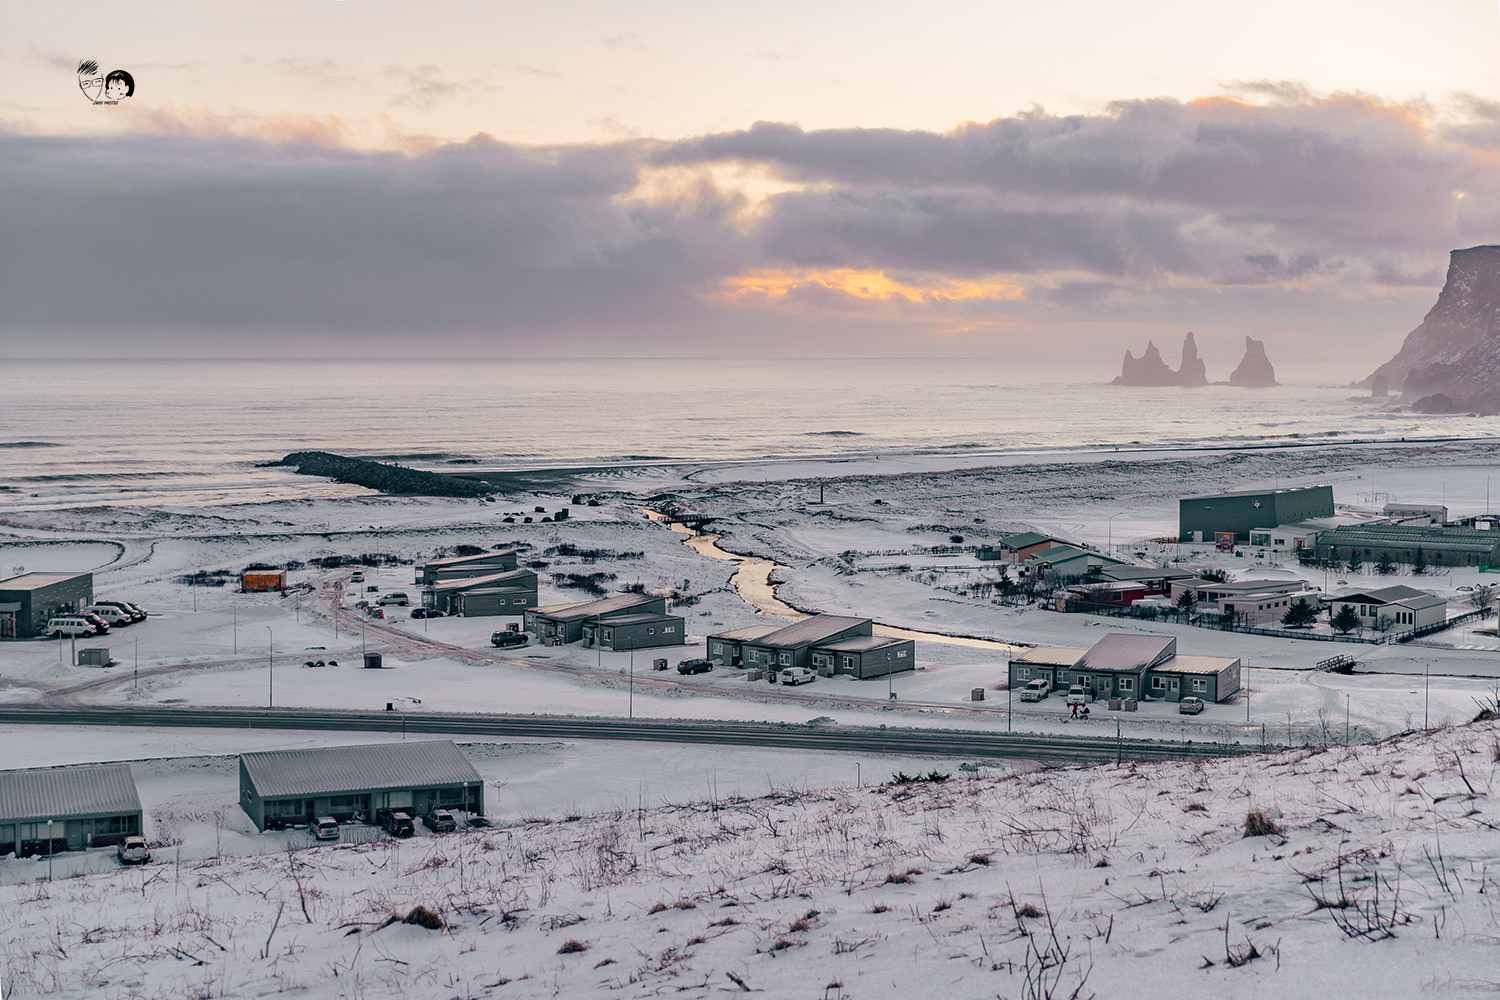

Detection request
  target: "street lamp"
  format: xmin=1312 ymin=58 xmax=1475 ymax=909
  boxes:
xmin=266 ymin=626 xmax=274 ymax=708
xmin=629 ymin=647 xmax=635 ymax=720
xmin=1107 ymin=512 xmax=1124 ymax=555
xmin=47 ymin=818 xmax=53 ymax=881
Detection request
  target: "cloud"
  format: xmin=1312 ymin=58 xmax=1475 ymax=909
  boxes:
xmin=6 ymin=89 xmax=1500 ymax=356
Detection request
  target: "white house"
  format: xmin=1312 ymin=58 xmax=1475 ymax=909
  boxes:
xmin=1327 ymin=585 xmax=1446 ymax=630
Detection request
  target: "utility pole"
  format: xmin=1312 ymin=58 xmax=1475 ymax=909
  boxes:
xmin=70 ymin=632 xmax=75 ymax=667
xmin=1346 ymin=693 xmax=1350 ymax=744
xmin=47 ymin=819 xmax=53 ymax=881
xmin=629 ymin=647 xmax=635 ymax=720
xmin=134 ymin=635 xmax=138 ymax=688
xmin=266 ymin=626 xmax=273 ymax=708
xmin=1115 ymin=719 xmax=1121 ymax=765
xmin=1425 ymin=661 xmax=1430 ymax=730
xmin=233 ymin=605 xmax=237 ymax=654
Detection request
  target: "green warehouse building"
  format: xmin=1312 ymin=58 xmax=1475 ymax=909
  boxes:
xmin=1178 ymin=485 xmax=1334 ymax=544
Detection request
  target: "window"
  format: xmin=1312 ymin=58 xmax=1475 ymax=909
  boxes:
xmin=1017 ymin=667 xmax=1031 ymax=680
xmin=513 ymin=598 xmax=525 ymax=604
xmin=897 ymin=650 xmax=908 ymax=658
xmin=711 ymin=642 xmax=722 ymax=654
xmin=1193 ymin=679 xmax=1208 ymax=692
xmin=780 ymin=652 xmax=792 ymax=665
xmin=1152 ymin=676 xmax=1166 ymax=690
xmin=1118 ymin=678 xmax=1134 ymax=692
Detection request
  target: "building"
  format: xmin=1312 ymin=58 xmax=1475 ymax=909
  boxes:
xmin=525 ymin=593 xmax=671 ymax=644
xmin=424 ymin=569 xmax=538 ymax=616
xmin=0 ymin=572 xmax=93 ymax=639
xmin=1168 ymin=578 xmax=1311 ymax=606
xmin=978 ymin=532 xmax=1073 ymax=564
xmin=1383 ymin=503 xmax=1448 ymax=525
xmin=0 ymin=762 xmax=142 ymax=857
xmin=1315 ymin=523 xmax=1500 ymax=569
xmin=1247 ymin=524 xmax=1322 ymax=551
xmin=1027 ymin=545 xmax=1128 ymax=580
xmin=1211 ymin=589 xmax=1321 ymax=625
xmin=1008 ymin=634 xmax=1241 ymax=704
xmin=239 ymin=740 xmax=484 ymax=832
xmin=582 ymin=611 xmax=686 ymax=651
xmin=1179 ymin=485 xmax=1335 ymax=543
xmin=809 ymin=635 xmax=915 ymax=679
xmin=706 ymin=624 xmax=782 ymax=667
xmin=417 ymin=550 xmax=518 ymax=586
xmin=242 ymin=570 xmax=287 ymax=593
xmin=1327 ymin=586 xmax=1447 ymax=630
xmin=1095 ymin=566 xmax=1195 ymax=596
xmin=740 ymin=615 xmax=874 ymax=672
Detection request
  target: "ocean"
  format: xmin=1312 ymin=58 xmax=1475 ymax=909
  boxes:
xmin=1 ymin=357 xmax=1491 ymax=507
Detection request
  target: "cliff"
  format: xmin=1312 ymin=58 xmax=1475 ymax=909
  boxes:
xmin=1228 ymin=337 xmax=1278 ymax=387
xmin=1112 ymin=333 xmax=1209 ymax=386
xmin=1368 ymin=245 xmax=1500 ymax=412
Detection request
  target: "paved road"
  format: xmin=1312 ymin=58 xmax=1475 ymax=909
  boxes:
xmin=0 ymin=705 xmax=1272 ymax=763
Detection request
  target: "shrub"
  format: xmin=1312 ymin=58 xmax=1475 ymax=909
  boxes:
xmin=557 ymin=940 xmax=587 ymax=954
xmin=403 ymin=906 xmax=444 ymax=929
xmin=1015 ymin=903 xmax=1043 ymax=919
xmin=1243 ymin=810 xmax=1280 ymax=837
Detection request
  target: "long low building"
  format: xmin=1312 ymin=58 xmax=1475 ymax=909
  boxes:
xmin=1009 ymin=634 xmax=1240 ymax=704
xmin=418 ymin=550 xmax=518 ymax=586
xmin=1179 ymin=485 xmax=1335 ymax=543
xmin=526 ymin=594 xmax=677 ymax=644
xmin=1327 ymin=585 xmax=1447 ymax=629
xmin=239 ymin=740 xmax=484 ymax=831
xmin=721 ymin=614 xmax=917 ymax=679
xmin=0 ymin=572 xmax=94 ymax=639
xmin=706 ymin=624 xmax=782 ymax=667
xmin=0 ymin=762 xmax=143 ymax=857
xmin=1315 ymin=523 xmax=1500 ymax=568
xmin=424 ymin=568 xmax=538 ymax=616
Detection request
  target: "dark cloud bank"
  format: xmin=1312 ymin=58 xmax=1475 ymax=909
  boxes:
xmin=5 ymin=93 xmax=1500 ymax=355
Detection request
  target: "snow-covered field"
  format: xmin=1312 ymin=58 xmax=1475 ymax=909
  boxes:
xmin=4 ymin=718 xmax=1499 ymax=999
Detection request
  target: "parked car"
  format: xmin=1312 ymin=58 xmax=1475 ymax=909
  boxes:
xmin=411 ymin=608 xmax=444 ymax=619
xmin=377 ymin=592 xmax=410 ymax=606
xmin=1178 ymin=696 xmax=1206 ymax=715
xmin=124 ymin=602 xmax=150 ymax=619
xmin=86 ymin=605 xmax=134 ymax=627
xmin=677 ymin=658 xmax=713 ymax=675
xmin=93 ymin=600 xmax=147 ymax=622
xmin=780 ymin=666 xmax=814 ymax=686
xmin=351 ymin=571 xmax=365 ymax=583
xmin=47 ymin=616 xmax=98 ymax=638
xmin=313 ymin=816 xmax=340 ymax=841
xmin=491 ymin=630 xmax=528 ymax=648
xmin=383 ymin=811 xmax=415 ymax=838
xmin=81 ymin=613 xmax=110 ymax=635
xmin=1065 ymin=685 xmax=1092 ymax=706
xmin=422 ymin=809 xmax=457 ymax=833
xmin=117 ymin=836 xmax=151 ymax=864
xmin=1020 ymin=678 xmax=1051 ymax=702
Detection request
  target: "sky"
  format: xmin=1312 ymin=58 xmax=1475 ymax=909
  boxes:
xmin=6 ymin=1 xmax=1500 ymax=363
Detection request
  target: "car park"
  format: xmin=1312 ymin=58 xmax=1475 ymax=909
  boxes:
xmin=117 ymin=836 xmax=151 ymax=864
xmin=1178 ymin=696 xmax=1206 ymax=715
xmin=780 ymin=666 xmax=814 ymax=685
xmin=383 ymin=811 xmax=415 ymax=838
xmin=677 ymin=658 xmax=713 ymax=675
xmin=81 ymin=613 xmax=110 ymax=635
xmin=313 ymin=816 xmax=340 ymax=841
xmin=422 ymin=809 xmax=456 ymax=833
xmin=491 ymin=630 xmax=528 ymax=648
xmin=47 ymin=616 xmax=98 ymax=638
xmin=377 ymin=592 xmax=410 ymax=606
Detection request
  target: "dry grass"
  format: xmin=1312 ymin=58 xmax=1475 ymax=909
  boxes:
xmin=1015 ymin=903 xmax=1043 ymax=919
xmin=1242 ymin=810 xmax=1280 ymax=838
xmin=647 ymin=902 xmax=668 ymax=914
xmin=869 ymin=904 xmax=891 ymax=914
xmin=1183 ymin=802 xmax=1208 ymax=813
xmin=403 ymin=905 xmax=444 ymax=930
xmin=557 ymin=939 xmax=587 ymax=954
xmin=968 ymin=853 xmax=992 ymax=866
xmin=882 ymin=867 xmax=923 ymax=885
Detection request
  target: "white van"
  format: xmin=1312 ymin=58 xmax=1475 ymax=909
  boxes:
xmin=87 ymin=605 xmax=134 ymax=626
xmin=377 ymin=592 xmax=410 ymax=607
xmin=48 ymin=616 xmax=97 ymax=638
xmin=780 ymin=667 xmax=814 ymax=686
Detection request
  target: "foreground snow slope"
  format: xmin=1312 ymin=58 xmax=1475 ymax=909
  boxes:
xmin=4 ymin=720 xmax=1498 ymax=999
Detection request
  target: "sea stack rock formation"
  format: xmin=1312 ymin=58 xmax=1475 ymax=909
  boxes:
xmin=1112 ymin=333 xmax=1209 ymax=386
xmin=1176 ymin=332 xmax=1209 ymax=386
xmin=1111 ymin=341 xmax=1177 ymax=385
xmin=1367 ymin=245 xmax=1500 ymax=414
xmin=1229 ymin=337 xmax=1279 ymax=387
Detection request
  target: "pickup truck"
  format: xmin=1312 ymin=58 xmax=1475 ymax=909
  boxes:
xmin=1019 ymin=678 xmax=1051 ymax=702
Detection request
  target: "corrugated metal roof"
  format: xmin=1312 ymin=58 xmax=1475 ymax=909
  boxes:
xmin=422 ymin=551 xmax=515 ymax=569
xmin=709 ymin=624 xmax=782 ymax=642
xmin=1318 ymin=523 xmax=1500 ymax=552
xmin=599 ymin=612 xmax=681 ymax=626
xmin=1011 ymin=647 xmax=1086 ymax=666
xmin=1332 ymin=585 xmax=1431 ymax=604
xmin=429 ymin=569 xmax=535 ymax=592
xmin=1183 ymin=485 xmax=1329 ymax=501
xmin=534 ymin=594 xmax=661 ymax=621
xmin=1393 ymin=594 xmax=1446 ymax=610
xmin=0 ymin=573 xmax=87 ymax=592
xmin=750 ymin=615 xmax=870 ymax=648
xmin=241 ymin=741 xmax=482 ymax=799
xmin=816 ymin=635 xmax=909 ymax=653
xmin=1077 ymin=635 xmax=1176 ymax=672
xmin=1153 ymin=654 xmax=1238 ymax=676
xmin=1000 ymin=532 xmax=1052 ymax=549
xmin=0 ymin=763 xmax=141 ymax=823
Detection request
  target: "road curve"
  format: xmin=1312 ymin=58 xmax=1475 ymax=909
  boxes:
xmin=0 ymin=705 xmax=1273 ymax=764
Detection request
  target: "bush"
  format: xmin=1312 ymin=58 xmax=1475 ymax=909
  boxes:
xmin=404 ymin=906 xmax=444 ymax=929
xmin=1242 ymin=810 xmax=1280 ymax=837
xmin=557 ymin=939 xmax=588 ymax=954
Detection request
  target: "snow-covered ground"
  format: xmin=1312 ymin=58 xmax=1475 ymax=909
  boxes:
xmin=3 ymin=718 xmax=1498 ymax=999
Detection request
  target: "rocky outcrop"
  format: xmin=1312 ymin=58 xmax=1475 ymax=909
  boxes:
xmin=1176 ymin=332 xmax=1209 ymax=386
xmin=267 ymin=451 xmax=495 ymax=497
xmin=1112 ymin=333 xmax=1209 ymax=386
xmin=1229 ymin=337 xmax=1279 ymax=387
xmin=1368 ymin=245 xmax=1500 ymax=413
xmin=1371 ymin=374 xmax=1388 ymax=398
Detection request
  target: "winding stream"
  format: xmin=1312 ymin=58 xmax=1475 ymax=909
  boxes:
xmin=643 ymin=510 xmax=1021 ymax=653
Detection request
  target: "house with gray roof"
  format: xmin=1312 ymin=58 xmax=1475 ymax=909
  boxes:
xmin=418 ymin=550 xmax=519 ymax=585
xmin=524 ymin=594 xmax=670 ymax=643
xmin=1027 ymin=545 xmax=1128 ymax=580
xmin=424 ymin=568 xmax=537 ymax=617
xmin=810 ymin=634 xmax=915 ymax=679
xmin=1009 ymin=633 xmax=1240 ymax=703
xmin=705 ymin=624 xmax=782 ymax=667
xmin=0 ymin=762 xmax=142 ymax=856
xmin=740 ymin=615 xmax=874 ymax=672
xmin=1327 ymin=586 xmax=1447 ymax=630
xmin=239 ymin=741 xmax=484 ymax=831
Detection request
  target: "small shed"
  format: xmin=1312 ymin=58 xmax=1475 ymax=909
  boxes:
xmin=0 ymin=762 xmax=143 ymax=856
xmin=242 ymin=570 xmax=287 ymax=593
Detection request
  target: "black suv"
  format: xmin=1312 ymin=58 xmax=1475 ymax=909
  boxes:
xmin=491 ymin=630 xmax=528 ymax=648
xmin=383 ymin=811 xmax=415 ymax=838
xmin=676 ymin=658 xmax=713 ymax=675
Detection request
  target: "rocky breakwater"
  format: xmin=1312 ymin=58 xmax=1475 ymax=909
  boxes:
xmin=1367 ymin=244 xmax=1500 ymax=414
xmin=1112 ymin=332 xmax=1210 ymax=386
xmin=267 ymin=451 xmax=497 ymax=497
